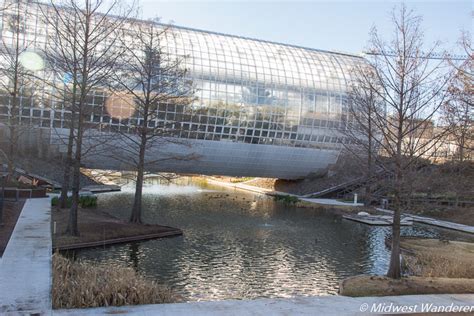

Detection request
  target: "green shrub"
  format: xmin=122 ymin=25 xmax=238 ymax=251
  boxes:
xmin=51 ymin=195 xmax=97 ymax=208
xmin=79 ymin=195 xmax=97 ymax=207
xmin=273 ymin=194 xmax=299 ymax=204
xmin=51 ymin=196 xmax=59 ymax=206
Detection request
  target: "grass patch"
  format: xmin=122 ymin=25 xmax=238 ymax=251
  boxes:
xmin=401 ymin=238 xmax=474 ymax=279
xmin=51 ymin=195 xmax=97 ymax=208
xmin=273 ymin=194 xmax=299 ymax=204
xmin=52 ymin=253 xmax=179 ymax=309
xmin=340 ymin=275 xmax=474 ymax=297
xmin=340 ymin=238 xmax=474 ymax=297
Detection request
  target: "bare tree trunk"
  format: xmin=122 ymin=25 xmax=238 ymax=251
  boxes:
xmin=5 ymin=2 xmax=21 ymax=181
xmin=66 ymin=118 xmax=82 ymax=236
xmin=66 ymin=95 xmax=84 ymax=236
xmin=365 ymin=106 xmax=373 ymax=206
xmin=387 ymin=127 xmax=404 ymax=279
xmin=7 ymin=125 xmax=16 ymax=179
xmin=130 ymin=134 xmax=147 ymax=224
xmin=387 ymin=206 xmax=402 ymax=278
xmin=365 ymin=178 xmax=372 ymax=206
xmin=387 ymin=174 xmax=402 ymax=279
xmin=459 ymin=135 xmax=465 ymax=162
xmin=59 ymin=112 xmax=75 ymax=208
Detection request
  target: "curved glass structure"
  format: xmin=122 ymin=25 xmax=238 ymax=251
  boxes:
xmin=160 ymin=26 xmax=364 ymax=149
xmin=0 ymin=2 xmax=365 ymax=178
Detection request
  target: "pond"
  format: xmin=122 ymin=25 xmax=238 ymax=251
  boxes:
xmin=71 ymin=178 xmax=473 ymax=301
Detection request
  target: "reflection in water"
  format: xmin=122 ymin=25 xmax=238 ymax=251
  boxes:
xmin=71 ymin=179 xmax=473 ymax=301
xmin=128 ymin=243 xmax=140 ymax=270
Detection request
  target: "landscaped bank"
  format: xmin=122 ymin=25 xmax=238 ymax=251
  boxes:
xmin=52 ymin=204 xmax=182 ymax=251
xmin=340 ymin=238 xmax=474 ymax=297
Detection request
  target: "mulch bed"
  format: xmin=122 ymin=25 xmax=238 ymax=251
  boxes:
xmin=52 ymin=207 xmax=182 ymax=250
xmin=0 ymin=200 xmax=25 ymax=256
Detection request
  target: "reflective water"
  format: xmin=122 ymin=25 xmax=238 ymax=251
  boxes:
xmin=71 ymin=179 xmax=473 ymax=301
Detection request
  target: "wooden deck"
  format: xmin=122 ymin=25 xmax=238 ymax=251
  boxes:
xmin=343 ymin=214 xmax=414 ymax=226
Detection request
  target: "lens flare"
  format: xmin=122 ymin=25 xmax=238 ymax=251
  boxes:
xmin=105 ymin=92 xmax=135 ymax=119
xmin=19 ymin=51 xmax=45 ymax=71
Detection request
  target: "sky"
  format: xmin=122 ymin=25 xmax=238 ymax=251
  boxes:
xmin=137 ymin=0 xmax=472 ymax=56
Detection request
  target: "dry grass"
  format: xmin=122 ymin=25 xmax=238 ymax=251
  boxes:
xmin=401 ymin=238 xmax=474 ymax=279
xmin=404 ymin=252 xmax=474 ymax=279
xmin=340 ymin=275 xmax=474 ymax=297
xmin=340 ymin=238 xmax=474 ymax=297
xmin=52 ymin=253 xmax=179 ymax=309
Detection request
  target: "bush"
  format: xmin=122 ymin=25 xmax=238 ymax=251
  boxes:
xmin=52 ymin=254 xmax=178 ymax=308
xmin=51 ymin=196 xmax=63 ymax=207
xmin=273 ymin=194 xmax=299 ymax=204
xmin=51 ymin=195 xmax=97 ymax=208
xmin=80 ymin=195 xmax=97 ymax=207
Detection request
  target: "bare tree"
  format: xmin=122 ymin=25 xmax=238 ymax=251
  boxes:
xmin=357 ymin=5 xmax=453 ymax=278
xmin=40 ymin=0 xmax=132 ymax=235
xmin=342 ymin=65 xmax=384 ymax=205
xmin=110 ymin=19 xmax=195 ymax=223
xmin=0 ymin=0 xmax=38 ymax=179
xmin=443 ymin=32 xmax=473 ymax=162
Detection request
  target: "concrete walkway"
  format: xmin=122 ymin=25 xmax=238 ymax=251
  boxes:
xmin=0 ymin=198 xmax=52 ymax=315
xmin=54 ymin=294 xmax=474 ymax=315
xmin=301 ymin=197 xmax=363 ymax=207
xmin=206 ymin=178 xmax=279 ymax=195
xmin=207 ymin=178 xmax=364 ymax=207
xmin=376 ymin=208 xmax=474 ymax=234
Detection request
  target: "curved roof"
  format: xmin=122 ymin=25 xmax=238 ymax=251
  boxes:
xmin=158 ymin=23 xmax=365 ymax=93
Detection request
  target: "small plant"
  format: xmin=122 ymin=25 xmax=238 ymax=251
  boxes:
xmin=273 ymin=194 xmax=299 ymax=204
xmin=79 ymin=195 xmax=97 ymax=208
xmin=51 ymin=196 xmax=67 ymax=207
xmin=51 ymin=195 xmax=97 ymax=208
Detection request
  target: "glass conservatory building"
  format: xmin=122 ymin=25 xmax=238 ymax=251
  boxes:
xmin=0 ymin=2 xmax=365 ymax=179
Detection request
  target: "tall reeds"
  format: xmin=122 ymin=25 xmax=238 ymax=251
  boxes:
xmin=52 ymin=253 xmax=179 ymax=309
